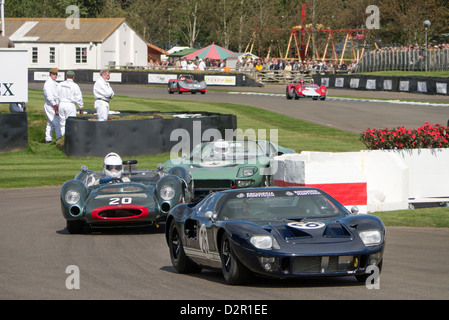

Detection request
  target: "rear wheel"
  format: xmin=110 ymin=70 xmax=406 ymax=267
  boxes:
xmin=169 ymin=221 xmax=202 ymax=273
xmin=220 ymin=233 xmax=253 ymax=285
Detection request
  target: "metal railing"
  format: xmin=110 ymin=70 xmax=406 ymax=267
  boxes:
xmin=356 ymin=48 xmax=449 ymax=73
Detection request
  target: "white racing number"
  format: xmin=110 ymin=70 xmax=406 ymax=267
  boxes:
xmin=288 ymin=222 xmax=325 ymax=230
xmin=109 ymin=197 xmax=132 ymax=205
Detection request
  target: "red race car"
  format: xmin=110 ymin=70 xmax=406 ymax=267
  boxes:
xmin=167 ymin=74 xmax=207 ymax=94
xmin=286 ymin=80 xmax=327 ymax=100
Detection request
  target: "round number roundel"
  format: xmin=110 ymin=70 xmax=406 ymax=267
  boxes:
xmin=288 ymin=222 xmax=325 ymax=229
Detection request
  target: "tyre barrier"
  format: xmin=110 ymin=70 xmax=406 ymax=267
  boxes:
xmin=0 ymin=112 xmax=28 ymax=153
xmin=64 ymin=111 xmax=237 ymax=157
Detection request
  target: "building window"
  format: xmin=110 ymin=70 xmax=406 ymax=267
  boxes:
xmin=49 ymin=47 xmax=55 ymax=63
xmin=76 ymin=47 xmax=87 ymax=63
xmin=32 ymin=47 xmax=38 ymax=63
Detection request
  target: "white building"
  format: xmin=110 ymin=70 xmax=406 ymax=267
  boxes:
xmin=3 ymin=18 xmax=148 ymax=69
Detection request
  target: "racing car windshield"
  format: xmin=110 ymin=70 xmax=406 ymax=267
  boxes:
xmin=219 ymin=189 xmax=348 ymax=221
xmin=191 ymin=141 xmax=267 ymax=162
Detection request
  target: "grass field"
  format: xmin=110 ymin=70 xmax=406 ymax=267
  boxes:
xmin=1 ymin=87 xmax=448 ymax=228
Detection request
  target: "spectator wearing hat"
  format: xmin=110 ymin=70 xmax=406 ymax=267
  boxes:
xmin=0 ymin=29 xmax=15 ymax=48
xmin=57 ymin=71 xmax=84 ymax=136
xmin=43 ymin=68 xmax=62 ymax=143
xmin=93 ymin=69 xmax=114 ymax=121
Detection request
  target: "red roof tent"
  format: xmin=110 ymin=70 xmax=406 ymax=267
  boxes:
xmin=182 ymin=42 xmax=234 ymax=60
xmin=147 ymin=43 xmax=168 ymax=62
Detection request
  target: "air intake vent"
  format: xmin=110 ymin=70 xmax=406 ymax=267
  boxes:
xmin=323 ymin=223 xmax=351 ymax=238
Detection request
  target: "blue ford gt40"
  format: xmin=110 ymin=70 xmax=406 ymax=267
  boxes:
xmin=166 ymin=187 xmax=385 ymax=285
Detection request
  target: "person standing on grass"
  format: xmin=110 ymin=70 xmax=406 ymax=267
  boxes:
xmin=43 ymin=68 xmax=62 ymax=143
xmin=58 ymin=71 xmax=84 ymax=136
xmin=93 ymin=69 xmax=114 ymax=121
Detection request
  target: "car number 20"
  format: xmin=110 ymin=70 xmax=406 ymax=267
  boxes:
xmin=109 ymin=197 xmax=132 ymax=205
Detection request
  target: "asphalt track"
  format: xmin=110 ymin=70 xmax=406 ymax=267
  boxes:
xmin=2 ymin=83 xmax=449 ymax=301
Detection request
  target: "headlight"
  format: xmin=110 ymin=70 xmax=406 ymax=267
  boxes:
xmin=359 ymin=230 xmax=382 ymax=246
xmin=160 ymin=186 xmax=175 ymax=201
xmin=237 ymin=167 xmax=257 ymax=177
xmin=236 ymin=180 xmax=254 ymax=187
xmin=250 ymin=235 xmax=279 ymax=250
xmin=65 ymin=190 xmax=80 ymax=205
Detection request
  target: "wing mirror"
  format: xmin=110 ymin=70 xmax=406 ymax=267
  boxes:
xmin=350 ymin=206 xmax=359 ymax=214
xmin=205 ymin=211 xmax=217 ymax=221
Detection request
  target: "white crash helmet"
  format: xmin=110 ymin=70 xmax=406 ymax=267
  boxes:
xmin=103 ymin=152 xmax=123 ymax=178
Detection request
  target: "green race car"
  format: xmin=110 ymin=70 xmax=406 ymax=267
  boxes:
xmin=60 ymin=161 xmax=194 ymax=234
xmin=164 ymin=140 xmax=295 ymax=199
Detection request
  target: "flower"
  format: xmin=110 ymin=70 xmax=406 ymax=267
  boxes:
xmin=360 ymin=123 xmax=449 ymax=150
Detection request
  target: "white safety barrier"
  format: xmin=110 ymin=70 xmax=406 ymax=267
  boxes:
xmin=273 ymin=148 xmax=449 ymax=213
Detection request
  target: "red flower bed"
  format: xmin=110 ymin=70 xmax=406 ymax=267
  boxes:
xmin=360 ymin=123 xmax=449 ymax=150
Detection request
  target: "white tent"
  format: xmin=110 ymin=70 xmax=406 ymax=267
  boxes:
xmin=226 ymin=52 xmax=259 ymax=69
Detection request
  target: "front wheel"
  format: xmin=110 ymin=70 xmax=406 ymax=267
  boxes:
xmin=169 ymin=221 xmax=202 ymax=273
xmin=355 ymin=260 xmax=383 ymax=283
xmin=286 ymin=86 xmax=294 ymax=99
xmin=261 ymin=175 xmax=271 ymax=187
xmin=66 ymin=220 xmax=84 ymax=234
xmin=220 ymin=233 xmax=253 ymax=285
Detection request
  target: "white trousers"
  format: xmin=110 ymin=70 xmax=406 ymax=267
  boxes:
xmin=95 ymin=100 xmax=110 ymax=121
xmin=44 ymin=104 xmax=62 ymax=142
xmin=59 ymin=102 xmax=77 ymax=136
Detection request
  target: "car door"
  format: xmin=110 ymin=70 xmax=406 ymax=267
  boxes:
xmin=184 ymin=193 xmax=221 ymax=266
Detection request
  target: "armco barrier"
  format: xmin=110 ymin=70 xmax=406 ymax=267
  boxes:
xmin=274 ymin=149 xmax=449 ymax=213
xmin=0 ymin=113 xmax=28 ymax=153
xmin=64 ymin=112 xmax=237 ymax=157
xmin=313 ymin=74 xmax=449 ymax=95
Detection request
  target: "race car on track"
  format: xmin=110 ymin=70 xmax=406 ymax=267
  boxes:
xmin=286 ymin=80 xmax=327 ymax=100
xmin=167 ymin=74 xmax=207 ymax=94
xmin=164 ymin=140 xmax=295 ymax=199
xmin=60 ymin=159 xmax=194 ymax=234
xmin=166 ymin=187 xmax=385 ymax=285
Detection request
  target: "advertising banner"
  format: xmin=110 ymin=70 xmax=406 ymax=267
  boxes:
xmin=0 ymin=49 xmax=28 ymax=103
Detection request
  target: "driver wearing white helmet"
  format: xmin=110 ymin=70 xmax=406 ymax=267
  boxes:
xmin=83 ymin=152 xmax=130 ymax=186
xmin=103 ymin=152 xmax=123 ymax=179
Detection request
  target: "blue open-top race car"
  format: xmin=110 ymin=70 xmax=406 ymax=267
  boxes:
xmin=166 ymin=187 xmax=385 ymax=285
xmin=61 ymin=159 xmax=194 ymax=234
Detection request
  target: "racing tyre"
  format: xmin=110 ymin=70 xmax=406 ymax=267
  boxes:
xmin=355 ymin=260 xmax=383 ymax=283
xmin=169 ymin=221 xmax=202 ymax=273
xmin=320 ymin=96 xmax=326 ymax=100
xmin=167 ymin=87 xmax=174 ymax=94
xmin=286 ymin=86 xmax=295 ymax=100
xmin=294 ymin=91 xmax=300 ymax=100
xmin=66 ymin=220 xmax=84 ymax=234
xmin=220 ymin=233 xmax=253 ymax=285
xmin=261 ymin=175 xmax=270 ymax=187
